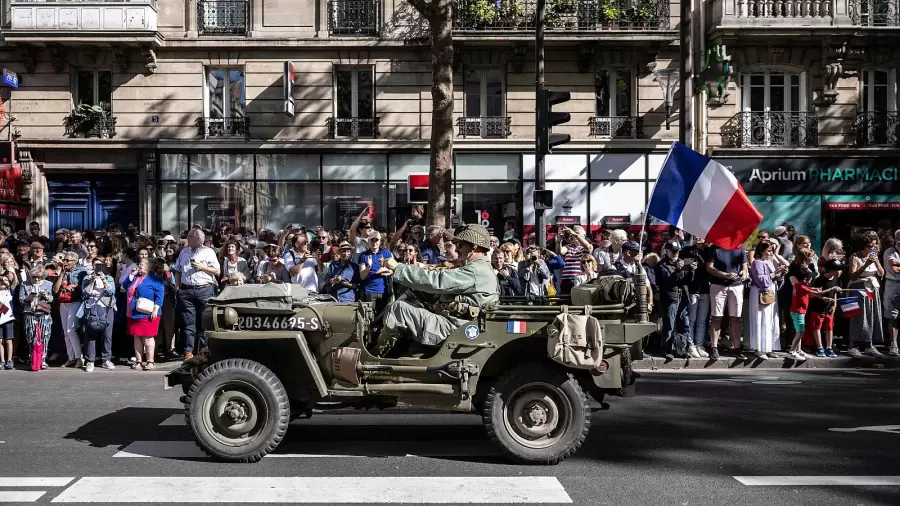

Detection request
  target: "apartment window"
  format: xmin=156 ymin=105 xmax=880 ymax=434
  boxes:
xmin=461 ymin=69 xmax=507 ymax=138
xmin=202 ymin=68 xmax=247 ymax=137
xmin=333 ymin=67 xmax=375 ymax=137
xmin=197 ymin=0 xmax=250 ymax=35
xmin=860 ymin=69 xmax=898 ymax=146
xmin=740 ymin=70 xmax=812 ymax=147
xmin=595 ymin=70 xmax=632 ymax=117
xmin=75 ymin=70 xmax=112 ymax=107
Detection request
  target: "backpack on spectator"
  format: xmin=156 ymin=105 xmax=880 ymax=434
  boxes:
xmin=83 ymin=296 xmax=112 ymax=332
xmin=546 ymin=306 xmax=604 ymax=370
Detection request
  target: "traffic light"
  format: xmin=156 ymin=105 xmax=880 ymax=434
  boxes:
xmin=0 ymin=142 xmax=13 ymax=164
xmin=537 ymin=89 xmax=571 ymax=154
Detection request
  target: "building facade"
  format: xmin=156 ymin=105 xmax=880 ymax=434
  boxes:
xmin=0 ymin=0 xmax=682 ymax=236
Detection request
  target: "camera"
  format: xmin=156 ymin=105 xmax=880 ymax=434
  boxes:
xmin=529 ymin=253 xmax=540 ymax=262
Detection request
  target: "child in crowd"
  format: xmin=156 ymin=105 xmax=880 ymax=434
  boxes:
xmin=806 ymin=260 xmax=845 ymax=358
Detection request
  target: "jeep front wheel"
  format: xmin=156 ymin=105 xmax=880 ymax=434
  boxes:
xmin=483 ymin=363 xmax=590 ymax=465
xmin=185 ymin=359 xmax=290 ymax=463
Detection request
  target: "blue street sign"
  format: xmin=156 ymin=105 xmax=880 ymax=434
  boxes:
xmin=2 ymin=69 xmax=18 ymax=88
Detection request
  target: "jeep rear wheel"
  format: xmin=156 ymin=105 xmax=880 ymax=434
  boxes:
xmin=185 ymin=359 xmax=290 ymax=463
xmin=483 ymin=363 xmax=590 ymax=465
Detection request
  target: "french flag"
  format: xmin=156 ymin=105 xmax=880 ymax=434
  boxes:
xmin=839 ymin=297 xmax=862 ymax=318
xmin=648 ymin=142 xmax=763 ymax=250
xmin=852 ymin=288 xmax=876 ymax=301
xmin=507 ymin=321 xmax=527 ymax=334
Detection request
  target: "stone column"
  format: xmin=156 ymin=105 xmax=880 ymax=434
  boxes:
xmin=186 ymin=0 xmax=198 ymax=38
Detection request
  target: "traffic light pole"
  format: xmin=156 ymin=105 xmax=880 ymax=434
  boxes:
xmin=678 ymin=0 xmax=691 ymax=147
xmin=535 ymin=0 xmax=547 ymax=248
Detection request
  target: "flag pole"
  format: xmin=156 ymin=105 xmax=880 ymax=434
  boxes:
xmin=639 ymin=141 xmax=678 ymax=250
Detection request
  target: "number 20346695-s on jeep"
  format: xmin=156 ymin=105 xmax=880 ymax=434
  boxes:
xmin=165 ymin=271 xmax=655 ymax=465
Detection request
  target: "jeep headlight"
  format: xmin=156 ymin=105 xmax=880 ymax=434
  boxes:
xmin=223 ymin=307 xmax=239 ymax=327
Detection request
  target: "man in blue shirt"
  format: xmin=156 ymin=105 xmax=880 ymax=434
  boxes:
xmin=419 ymin=226 xmax=444 ymax=265
xmin=324 ymin=241 xmax=359 ymax=302
xmin=359 ymin=231 xmax=393 ymax=314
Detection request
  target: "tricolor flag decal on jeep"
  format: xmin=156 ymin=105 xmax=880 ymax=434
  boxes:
xmin=507 ymin=321 xmax=527 ymax=334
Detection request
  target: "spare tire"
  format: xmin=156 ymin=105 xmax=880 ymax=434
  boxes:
xmin=185 ymin=359 xmax=290 ymax=463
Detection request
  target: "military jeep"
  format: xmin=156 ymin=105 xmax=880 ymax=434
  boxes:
xmin=165 ymin=273 xmax=654 ymax=465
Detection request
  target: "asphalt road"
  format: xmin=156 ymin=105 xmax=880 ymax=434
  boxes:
xmin=1 ymin=368 xmax=898 ymax=505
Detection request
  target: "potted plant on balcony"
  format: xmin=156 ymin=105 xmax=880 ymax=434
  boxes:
xmin=64 ymin=103 xmax=105 ymax=138
xmin=459 ymin=0 xmax=498 ymax=29
xmin=600 ymin=2 xmax=622 ymax=29
xmin=547 ymin=0 xmax=579 ymax=28
xmin=628 ymin=1 xmax=654 ymax=29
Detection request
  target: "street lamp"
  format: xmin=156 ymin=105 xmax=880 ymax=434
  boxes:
xmin=648 ymin=62 xmax=680 ymax=130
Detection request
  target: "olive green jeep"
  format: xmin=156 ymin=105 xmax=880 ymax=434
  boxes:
xmin=166 ymin=272 xmax=654 ymax=465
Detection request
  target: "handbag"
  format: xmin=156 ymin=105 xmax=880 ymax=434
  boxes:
xmin=135 ymin=296 xmax=155 ymax=315
xmin=759 ymin=287 xmax=776 ymax=305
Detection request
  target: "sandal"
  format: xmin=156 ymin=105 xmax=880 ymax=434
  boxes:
xmin=131 ymin=363 xmax=142 ymax=370
xmin=143 ymin=362 xmax=155 ymax=371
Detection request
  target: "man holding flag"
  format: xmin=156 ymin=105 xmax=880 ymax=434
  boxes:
xmin=646 ymin=142 xmax=763 ymax=360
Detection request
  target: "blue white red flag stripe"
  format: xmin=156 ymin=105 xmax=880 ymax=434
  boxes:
xmin=839 ymin=297 xmax=861 ymax=318
xmin=648 ymin=142 xmax=763 ymax=250
xmin=507 ymin=321 xmax=527 ymax=333
xmin=852 ymin=288 xmax=876 ymax=301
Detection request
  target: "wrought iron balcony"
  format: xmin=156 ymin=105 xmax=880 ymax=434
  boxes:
xmin=327 ymin=0 xmax=380 ymax=35
xmin=849 ymin=0 xmax=900 ymax=26
xmin=64 ymin=115 xmax=117 ymax=139
xmin=855 ymin=111 xmax=900 ymax=147
xmin=589 ymin=116 xmax=642 ymax=139
xmin=197 ymin=117 xmax=249 ymax=138
xmin=723 ymin=111 xmax=818 ymax=148
xmin=327 ymin=117 xmax=380 ymax=138
xmin=198 ymin=0 xmax=249 ymax=35
xmin=452 ymin=0 xmax=670 ymax=31
xmin=456 ymin=116 xmax=511 ymax=138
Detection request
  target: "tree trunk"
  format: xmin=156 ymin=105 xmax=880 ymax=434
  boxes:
xmin=422 ymin=0 xmax=454 ymax=229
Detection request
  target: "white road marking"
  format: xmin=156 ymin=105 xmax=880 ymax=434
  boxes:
xmin=679 ymin=376 xmax=802 ymax=385
xmin=0 ymin=478 xmax=74 ymax=487
xmin=158 ymin=413 xmax=483 ymax=427
xmin=52 ymin=477 xmax=572 ymax=503
xmin=735 ymin=476 xmax=900 ymax=486
xmin=845 ymin=371 xmax=880 ymax=376
xmin=829 ymin=425 xmax=900 ymax=434
xmin=0 ymin=491 xmax=45 ymax=502
xmin=114 ymin=440 xmax=499 ymax=459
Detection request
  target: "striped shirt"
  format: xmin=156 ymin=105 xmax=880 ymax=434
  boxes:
xmin=561 ymin=245 xmax=585 ymax=280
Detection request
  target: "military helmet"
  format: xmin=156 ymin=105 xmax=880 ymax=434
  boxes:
xmin=452 ymin=224 xmax=492 ymax=251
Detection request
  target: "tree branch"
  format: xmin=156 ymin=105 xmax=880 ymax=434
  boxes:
xmin=406 ymin=0 xmax=435 ymax=19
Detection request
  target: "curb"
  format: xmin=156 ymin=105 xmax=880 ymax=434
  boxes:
xmin=634 ymin=356 xmax=900 ymax=370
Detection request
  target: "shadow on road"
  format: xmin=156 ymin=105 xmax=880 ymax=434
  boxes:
xmin=64 ymin=407 xmax=183 ymax=448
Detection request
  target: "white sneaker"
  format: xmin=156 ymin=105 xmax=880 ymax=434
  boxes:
xmin=789 ymin=350 xmax=807 ymax=362
xmin=102 ymin=360 xmax=116 ymax=370
xmin=687 ymin=346 xmax=701 ymax=358
xmin=75 ymin=357 xmax=84 ymax=369
xmin=697 ymin=346 xmax=710 ymax=358
xmin=848 ymin=347 xmax=863 ymax=358
xmin=889 ymin=344 xmax=899 ymax=357
xmin=85 ymin=362 xmax=94 ymax=372
xmin=865 ymin=347 xmax=884 ymax=357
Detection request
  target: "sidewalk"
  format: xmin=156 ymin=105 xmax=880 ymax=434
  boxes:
xmin=635 ymin=354 xmax=900 ymax=370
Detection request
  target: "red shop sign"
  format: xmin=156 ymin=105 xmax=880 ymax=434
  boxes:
xmin=825 ymin=201 xmax=900 ymax=210
xmin=0 ymin=164 xmax=22 ymax=201
xmin=0 ymin=202 xmax=28 ymax=219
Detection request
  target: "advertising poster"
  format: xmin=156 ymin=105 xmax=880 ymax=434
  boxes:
xmin=206 ymin=198 xmax=240 ymax=230
xmin=336 ymin=198 xmax=374 ymax=231
xmin=746 ymin=195 xmax=822 ymax=252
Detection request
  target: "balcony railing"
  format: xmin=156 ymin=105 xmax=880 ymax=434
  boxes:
xmin=10 ymin=0 xmax=158 ymax=32
xmin=327 ymin=117 xmax=380 ymax=138
xmin=849 ymin=0 xmax=900 ymax=26
xmin=456 ymin=116 xmax=511 ymax=138
xmin=198 ymin=0 xmax=249 ymax=35
xmin=327 ymin=0 xmax=380 ymax=35
xmin=855 ymin=111 xmax=900 ymax=147
xmin=724 ymin=111 xmax=818 ymax=148
xmin=198 ymin=117 xmax=249 ymax=138
xmin=64 ymin=115 xmax=117 ymax=139
xmin=589 ymin=116 xmax=642 ymax=139
xmin=453 ymin=0 xmax=670 ymax=31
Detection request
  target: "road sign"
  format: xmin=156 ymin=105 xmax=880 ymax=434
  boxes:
xmin=2 ymin=69 xmax=18 ymax=89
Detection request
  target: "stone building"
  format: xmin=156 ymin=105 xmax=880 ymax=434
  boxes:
xmin=0 ymin=0 xmax=683 ymax=237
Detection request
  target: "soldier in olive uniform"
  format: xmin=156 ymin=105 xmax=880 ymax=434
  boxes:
xmin=378 ymin=224 xmax=499 ymax=355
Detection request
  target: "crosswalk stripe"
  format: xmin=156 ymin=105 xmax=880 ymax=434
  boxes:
xmin=158 ymin=413 xmax=483 ymax=427
xmin=0 ymin=491 xmax=45 ymax=502
xmin=735 ymin=476 xmax=900 ymax=486
xmin=114 ymin=440 xmax=499 ymax=459
xmin=52 ymin=477 xmax=572 ymax=503
xmin=0 ymin=478 xmax=74 ymax=487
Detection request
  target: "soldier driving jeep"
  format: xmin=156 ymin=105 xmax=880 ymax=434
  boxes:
xmin=375 ymin=224 xmax=499 ymax=356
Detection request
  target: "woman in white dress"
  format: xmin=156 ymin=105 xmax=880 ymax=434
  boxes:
xmin=748 ymin=241 xmax=787 ymax=359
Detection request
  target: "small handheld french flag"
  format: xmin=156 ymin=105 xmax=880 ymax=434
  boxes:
xmin=852 ymin=288 xmax=876 ymax=301
xmin=839 ymin=297 xmax=862 ymax=318
xmin=507 ymin=320 xmax=527 ymax=334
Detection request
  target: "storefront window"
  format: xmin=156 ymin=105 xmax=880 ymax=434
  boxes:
xmin=455 ymin=154 xmax=519 ymax=180
xmin=389 ymin=153 xmax=430 ymax=180
xmin=160 ymin=154 xmax=188 ymax=180
xmin=589 ymin=181 xmax=646 ymax=226
xmin=455 ymin=181 xmax=519 ymax=237
xmin=322 ymin=182 xmax=387 ymax=231
xmin=189 ymin=182 xmax=255 ymax=230
xmin=256 ymin=154 xmax=319 ymax=180
xmin=323 ymin=154 xmax=387 ymax=180
xmin=190 ymin=153 xmax=253 ymax=180
xmin=523 ymin=181 xmax=588 ymax=229
xmin=523 ymin=154 xmax=588 ymax=180
xmin=160 ymin=183 xmax=188 ymax=233
xmin=256 ymin=182 xmax=321 ymax=231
